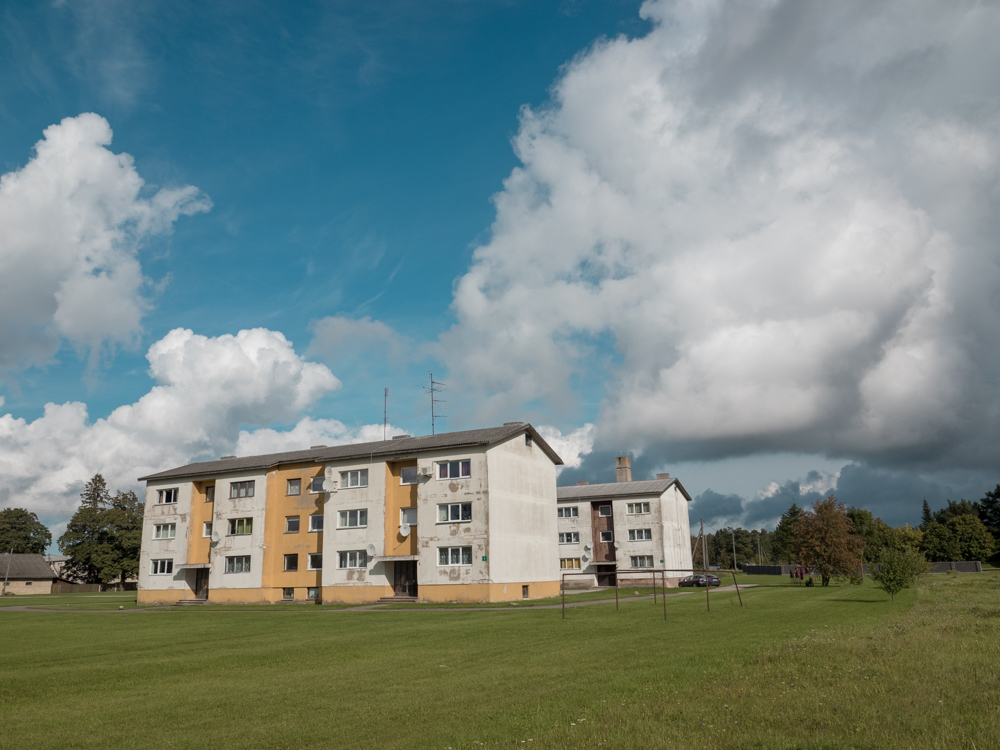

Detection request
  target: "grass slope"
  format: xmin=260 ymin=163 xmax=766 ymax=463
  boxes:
xmin=0 ymin=575 xmax=997 ymax=749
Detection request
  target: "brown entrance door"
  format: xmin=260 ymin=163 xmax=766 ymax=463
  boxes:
xmin=194 ymin=569 xmax=209 ymax=599
xmin=596 ymin=565 xmax=617 ymax=587
xmin=393 ymin=561 xmax=417 ymax=597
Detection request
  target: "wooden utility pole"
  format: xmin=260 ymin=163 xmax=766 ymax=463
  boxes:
xmin=731 ymin=529 xmax=738 ymax=570
xmin=700 ymin=519 xmax=708 ymax=571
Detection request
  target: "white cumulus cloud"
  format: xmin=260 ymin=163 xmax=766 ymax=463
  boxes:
xmin=0 ymin=113 xmax=210 ymax=376
xmin=442 ymin=0 xmax=1000 ymax=471
xmin=0 ymin=328 xmax=342 ymax=523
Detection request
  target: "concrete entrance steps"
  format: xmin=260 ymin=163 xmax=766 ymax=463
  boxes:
xmin=376 ymin=596 xmax=418 ymax=604
xmin=174 ymin=598 xmax=208 ymax=606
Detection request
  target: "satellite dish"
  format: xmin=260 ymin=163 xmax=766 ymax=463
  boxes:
xmin=399 ymin=522 xmax=411 ymax=537
xmin=210 ymin=531 xmax=220 ymax=545
xmin=322 ymin=478 xmax=337 ymax=492
xmin=366 ymin=543 xmax=377 ymax=558
xmin=324 ymin=466 xmax=334 ymax=479
xmin=583 ymin=543 xmax=592 ymax=551
xmin=581 ymin=553 xmax=590 ymax=562
xmin=614 ymin=541 xmax=622 ymax=550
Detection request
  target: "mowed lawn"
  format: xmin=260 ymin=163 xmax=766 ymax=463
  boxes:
xmin=1 ymin=575 xmax=997 ymax=749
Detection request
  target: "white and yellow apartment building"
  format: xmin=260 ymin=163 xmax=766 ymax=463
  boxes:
xmin=137 ymin=423 xmax=564 ymax=604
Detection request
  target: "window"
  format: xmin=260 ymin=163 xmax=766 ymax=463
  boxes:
xmin=150 ymin=559 xmax=173 ymax=575
xmin=308 ymin=553 xmax=323 ymax=570
xmin=628 ymin=529 xmax=652 ymax=541
xmin=310 ymin=476 xmax=325 ymax=493
xmin=284 ymin=554 xmax=298 ymax=572
xmin=157 ymin=488 xmax=177 ymax=505
xmin=557 ymin=506 xmax=579 ymax=519
xmin=598 ymin=505 xmax=612 ymax=517
xmin=203 ymin=522 xmax=213 ymax=538
xmin=309 ymin=515 xmax=324 ymax=532
xmin=438 ymin=546 xmax=473 ymax=566
xmin=626 ymin=502 xmax=651 ymax=515
xmin=437 ymin=503 xmax=472 ymax=523
xmin=338 ymin=550 xmax=366 ymax=569
xmin=286 ymin=478 xmax=301 ymax=496
xmin=437 ymin=460 xmax=471 ymax=479
xmin=285 ymin=516 xmax=300 ymax=533
xmin=525 ymin=434 xmax=533 ymax=447
xmin=229 ymin=481 xmax=255 ymax=499
xmin=340 ymin=469 xmax=368 ymax=488
xmin=154 ymin=523 xmax=176 ymax=540
xmin=599 ymin=531 xmax=614 ymax=543
xmin=560 ymin=558 xmax=581 ymax=570
xmin=401 ymin=507 xmax=418 ymax=526
xmin=228 ymin=517 xmax=253 ymax=535
xmin=338 ymin=509 xmax=368 ymax=528
xmin=307 ymin=587 xmax=319 ymax=601
xmin=282 ymin=587 xmax=294 ymax=600
xmin=400 ymin=467 xmax=418 ymax=485
xmin=631 ymin=555 xmax=654 ymax=568
xmin=205 ymin=486 xmax=215 ymax=502
xmin=225 ymin=555 xmax=251 ymax=573
xmin=559 ymin=532 xmax=580 ymax=544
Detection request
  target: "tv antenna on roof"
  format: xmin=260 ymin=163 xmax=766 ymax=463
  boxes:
xmin=424 ymin=373 xmax=446 ymax=435
xmin=383 ymin=387 xmax=389 ymax=441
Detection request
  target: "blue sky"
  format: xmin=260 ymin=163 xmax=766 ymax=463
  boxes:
xmin=3 ymin=0 xmax=1000 ymax=538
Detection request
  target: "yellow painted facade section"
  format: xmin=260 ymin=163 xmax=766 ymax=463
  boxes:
xmin=187 ymin=480 xmax=215 ymax=565
xmin=320 ymin=584 xmax=395 ymax=603
xmin=262 ymin=463 xmax=324 ymax=598
xmin=320 ymin=579 xmax=560 ymax=604
xmin=384 ymin=461 xmax=418 ymax=556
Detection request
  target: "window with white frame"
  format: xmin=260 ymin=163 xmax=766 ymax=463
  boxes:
xmin=628 ymin=529 xmax=652 ymax=541
xmin=338 ymin=550 xmax=366 ymax=569
xmin=599 ymin=530 xmax=614 ymax=543
xmin=225 ymin=555 xmax=251 ymax=573
xmin=283 ymin=554 xmax=298 ymax=572
xmin=205 ymin=486 xmax=215 ymax=502
xmin=308 ymin=553 xmax=323 ymax=570
xmin=202 ymin=522 xmax=213 ymax=538
xmin=286 ymin=478 xmax=301 ymax=496
xmin=228 ymin=517 xmax=253 ymax=535
xmin=525 ymin=433 xmax=533 ymax=447
xmin=630 ymin=555 xmax=654 ymax=568
xmin=150 ymin=559 xmax=173 ymax=575
xmin=282 ymin=587 xmax=294 ymax=600
xmin=340 ymin=469 xmax=368 ymax=488
xmin=626 ymin=502 xmax=651 ymax=515
xmin=157 ymin=488 xmax=178 ymax=505
xmin=153 ymin=523 xmax=176 ymax=540
xmin=285 ymin=516 xmax=300 ymax=533
xmin=307 ymin=587 xmax=319 ymax=601
xmin=400 ymin=467 xmax=418 ymax=485
xmin=338 ymin=509 xmax=368 ymax=528
xmin=310 ymin=476 xmax=325 ymax=493
xmin=598 ymin=505 xmax=612 ymax=517
xmin=559 ymin=532 xmax=580 ymax=544
xmin=437 ymin=503 xmax=472 ymax=522
xmin=401 ymin=507 xmax=417 ymax=526
xmin=560 ymin=558 xmax=581 ymax=570
xmin=438 ymin=546 xmax=473 ymax=566
xmin=437 ymin=460 xmax=471 ymax=480
xmin=229 ymin=481 xmax=255 ymax=499
xmin=557 ymin=506 xmax=579 ymax=518
xmin=309 ymin=515 xmax=324 ymax=532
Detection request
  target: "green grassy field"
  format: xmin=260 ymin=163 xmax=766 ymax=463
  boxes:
xmin=1 ymin=574 xmax=996 ymax=749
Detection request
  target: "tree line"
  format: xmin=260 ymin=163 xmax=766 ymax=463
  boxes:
xmin=0 ymin=474 xmax=143 ymax=586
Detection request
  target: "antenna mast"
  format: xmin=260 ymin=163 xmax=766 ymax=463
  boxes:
xmin=424 ymin=373 xmax=447 ymax=435
xmin=383 ymin=388 xmax=388 ymax=441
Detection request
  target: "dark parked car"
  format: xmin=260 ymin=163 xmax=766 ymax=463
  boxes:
xmin=679 ymin=574 xmax=722 ymax=588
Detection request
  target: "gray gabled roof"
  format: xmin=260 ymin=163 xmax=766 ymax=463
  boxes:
xmin=0 ymin=554 xmax=57 ymax=580
xmin=557 ymin=477 xmax=692 ymax=502
xmin=139 ymin=423 xmax=563 ymax=482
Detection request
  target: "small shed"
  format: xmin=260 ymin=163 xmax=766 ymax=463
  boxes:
xmin=1 ymin=554 xmax=58 ymax=595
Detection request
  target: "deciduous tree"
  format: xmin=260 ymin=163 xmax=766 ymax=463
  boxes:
xmin=921 ymin=516 xmax=996 ymax=562
xmin=0 ymin=508 xmax=51 ymax=554
xmin=793 ymin=495 xmax=863 ymax=586
xmin=872 ymin=547 xmax=928 ymax=602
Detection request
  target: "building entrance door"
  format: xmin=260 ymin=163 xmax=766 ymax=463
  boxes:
xmin=194 ymin=569 xmax=210 ymax=599
xmin=393 ymin=561 xmax=417 ymax=597
xmin=595 ymin=565 xmax=617 ymax=587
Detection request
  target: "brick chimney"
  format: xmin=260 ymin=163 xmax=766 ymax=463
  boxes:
xmin=615 ymin=456 xmax=632 ymax=483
